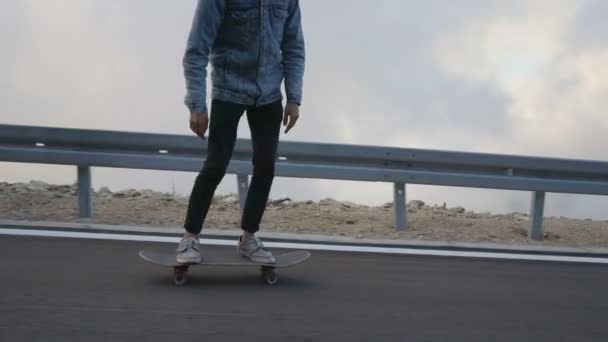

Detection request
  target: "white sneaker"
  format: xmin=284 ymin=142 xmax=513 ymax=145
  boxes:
xmin=237 ymin=234 xmax=276 ymax=264
xmin=176 ymin=235 xmax=201 ymax=264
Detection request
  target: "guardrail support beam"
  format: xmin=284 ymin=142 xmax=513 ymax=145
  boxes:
xmin=529 ymin=191 xmax=545 ymax=241
xmin=77 ymin=165 xmax=93 ymax=218
xmin=237 ymin=174 xmax=249 ymax=211
xmin=394 ymin=182 xmax=408 ymax=230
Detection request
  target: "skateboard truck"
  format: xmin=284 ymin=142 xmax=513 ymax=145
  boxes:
xmin=172 ymin=265 xmax=278 ymax=286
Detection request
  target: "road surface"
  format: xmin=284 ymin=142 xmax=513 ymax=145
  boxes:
xmin=0 ymin=235 xmax=606 ymax=341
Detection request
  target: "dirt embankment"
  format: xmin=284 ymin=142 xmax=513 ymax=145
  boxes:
xmin=1 ymin=180 xmax=607 ymax=248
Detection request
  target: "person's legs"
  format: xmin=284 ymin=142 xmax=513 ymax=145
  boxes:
xmin=184 ymin=100 xmax=245 ymax=234
xmin=241 ymin=100 xmax=283 ymax=233
xmin=178 ymin=100 xmax=245 ymax=263
xmin=237 ymin=100 xmax=283 ymax=264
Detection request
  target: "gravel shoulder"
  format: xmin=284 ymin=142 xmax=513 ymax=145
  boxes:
xmin=2 ymin=180 xmax=607 ymax=248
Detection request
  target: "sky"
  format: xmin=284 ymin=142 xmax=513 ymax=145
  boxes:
xmin=1 ymin=0 xmax=608 ymax=220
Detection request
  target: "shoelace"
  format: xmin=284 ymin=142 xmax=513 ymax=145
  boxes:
xmin=244 ymin=236 xmax=267 ymax=252
xmin=179 ymin=238 xmax=198 ymax=252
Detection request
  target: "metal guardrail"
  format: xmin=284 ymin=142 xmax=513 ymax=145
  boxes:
xmin=1 ymin=124 xmax=608 ymax=240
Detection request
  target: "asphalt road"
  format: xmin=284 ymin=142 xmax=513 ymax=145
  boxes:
xmin=0 ymin=235 xmax=607 ymax=341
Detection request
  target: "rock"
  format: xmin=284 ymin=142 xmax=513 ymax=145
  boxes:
xmin=49 ymin=184 xmax=72 ymax=194
xmin=113 ymin=189 xmax=142 ymax=198
xmin=341 ymin=201 xmax=359 ymax=209
xmin=25 ymin=184 xmax=46 ymax=192
xmin=26 ymin=180 xmax=49 ymax=192
xmin=345 ymin=220 xmax=356 ymax=225
xmin=407 ymin=200 xmax=425 ymax=210
xmin=140 ymin=189 xmax=158 ymax=198
xmin=130 ymin=189 xmax=143 ymax=197
xmin=319 ymin=198 xmax=340 ymax=206
xmin=175 ymin=199 xmax=188 ymax=205
xmin=114 ymin=190 xmax=130 ymax=198
xmin=213 ymin=194 xmax=240 ymax=206
xmin=271 ymin=197 xmax=292 ymax=205
xmin=449 ymin=206 xmax=466 ymax=214
xmin=465 ymin=211 xmax=479 ymax=219
xmin=29 ymin=180 xmax=49 ymax=187
xmin=174 ymin=195 xmax=189 ymax=204
xmin=9 ymin=183 xmax=29 ymax=194
xmin=216 ymin=193 xmax=239 ymax=204
xmin=113 ymin=192 xmax=125 ymax=198
xmin=513 ymin=213 xmax=529 ymax=221
xmin=98 ymin=186 xmax=112 ymax=196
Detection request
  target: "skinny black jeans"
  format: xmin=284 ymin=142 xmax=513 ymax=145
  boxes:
xmin=184 ymin=99 xmax=283 ymax=235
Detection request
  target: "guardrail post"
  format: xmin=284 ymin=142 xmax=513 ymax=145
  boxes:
xmin=77 ymin=165 xmax=93 ymax=218
xmin=529 ymin=191 xmax=545 ymax=240
xmin=237 ymin=174 xmax=249 ymax=211
xmin=394 ymin=182 xmax=408 ymax=230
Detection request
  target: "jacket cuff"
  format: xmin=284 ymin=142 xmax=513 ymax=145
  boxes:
xmin=287 ymin=96 xmax=301 ymax=106
xmin=185 ymin=101 xmax=208 ymax=114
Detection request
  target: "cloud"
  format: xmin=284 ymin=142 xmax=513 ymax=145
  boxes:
xmin=10 ymin=2 xmax=137 ymax=126
xmin=1 ymin=0 xmax=607 ymax=219
xmin=432 ymin=0 xmax=608 ymax=160
xmin=569 ymin=0 xmax=608 ymax=49
xmin=8 ymin=1 xmax=200 ymax=132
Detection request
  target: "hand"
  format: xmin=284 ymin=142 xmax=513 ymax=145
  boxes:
xmin=189 ymin=112 xmax=209 ymax=139
xmin=283 ymin=103 xmax=300 ymax=134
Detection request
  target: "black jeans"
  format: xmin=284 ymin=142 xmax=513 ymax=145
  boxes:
xmin=184 ymin=99 xmax=283 ymax=235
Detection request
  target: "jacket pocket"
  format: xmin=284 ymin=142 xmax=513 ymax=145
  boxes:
xmin=230 ymin=8 xmax=257 ymax=23
xmin=273 ymin=6 xmax=288 ymax=19
xmin=226 ymin=8 xmax=257 ymax=46
xmin=270 ymin=6 xmax=288 ymax=43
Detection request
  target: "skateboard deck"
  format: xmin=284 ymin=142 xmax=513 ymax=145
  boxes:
xmin=139 ymin=250 xmax=310 ymax=286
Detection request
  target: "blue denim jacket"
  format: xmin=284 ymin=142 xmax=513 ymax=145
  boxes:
xmin=183 ymin=0 xmax=305 ymax=114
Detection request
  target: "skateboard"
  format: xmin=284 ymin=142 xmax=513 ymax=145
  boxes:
xmin=139 ymin=249 xmax=311 ymax=286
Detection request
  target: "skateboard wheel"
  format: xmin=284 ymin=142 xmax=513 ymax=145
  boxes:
xmin=173 ymin=266 xmax=189 ymax=286
xmin=262 ymin=268 xmax=278 ymax=285
xmin=174 ymin=273 xmax=188 ymax=286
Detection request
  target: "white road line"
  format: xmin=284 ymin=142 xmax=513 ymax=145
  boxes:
xmin=1 ymin=228 xmax=607 ymax=264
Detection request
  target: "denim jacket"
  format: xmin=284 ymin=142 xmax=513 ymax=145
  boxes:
xmin=183 ymin=0 xmax=305 ymax=114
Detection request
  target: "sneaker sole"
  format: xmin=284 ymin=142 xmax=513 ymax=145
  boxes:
xmin=176 ymin=255 xmax=201 ymax=264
